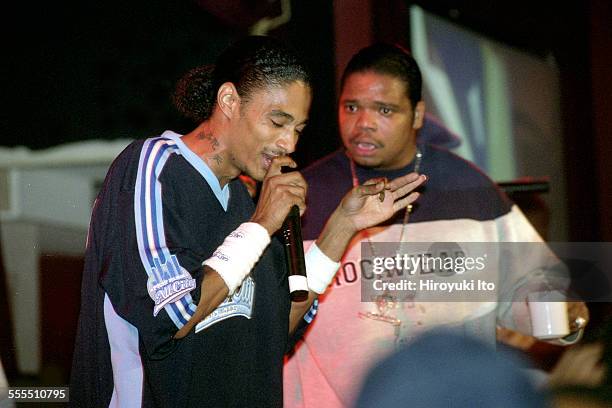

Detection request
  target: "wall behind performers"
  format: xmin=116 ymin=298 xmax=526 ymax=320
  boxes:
xmin=407 ymin=0 xmax=610 ymax=241
xmin=2 ymin=0 xmax=338 ymax=170
xmin=4 ymin=0 xmax=611 ymax=240
xmin=3 ymin=0 xmax=232 ymax=148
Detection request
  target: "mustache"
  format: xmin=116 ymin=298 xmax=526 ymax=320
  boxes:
xmin=262 ymin=150 xmax=288 ymax=158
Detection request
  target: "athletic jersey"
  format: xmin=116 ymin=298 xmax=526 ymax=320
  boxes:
xmin=283 ymin=145 xmax=554 ymax=408
xmin=71 ymin=131 xmax=291 ymax=407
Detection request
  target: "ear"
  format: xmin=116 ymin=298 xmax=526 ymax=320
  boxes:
xmin=412 ymin=101 xmax=426 ymax=130
xmin=217 ymin=82 xmax=240 ymax=119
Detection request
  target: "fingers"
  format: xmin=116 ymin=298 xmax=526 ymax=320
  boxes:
xmin=282 ymin=171 xmax=308 ymax=190
xmin=567 ymin=301 xmax=589 ymax=320
xmin=265 ymin=155 xmax=297 ymax=178
xmin=391 ymin=174 xmax=427 ymax=200
xmin=264 ymin=171 xmax=307 ymax=200
xmin=355 ymin=174 xmax=426 ymax=204
xmin=363 ymin=177 xmax=387 ymax=186
xmin=253 ymin=158 xmax=307 ymax=234
xmin=262 ymin=178 xmax=307 ymax=210
xmin=282 ymin=186 xmax=307 ymax=215
xmin=263 ymin=156 xmax=306 ymax=191
xmin=355 ymin=178 xmax=386 ymax=197
xmin=251 ymin=179 xmax=306 ymax=234
xmin=392 ymin=192 xmax=420 ymax=213
xmin=386 ymin=172 xmax=422 ymax=191
xmin=567 ymin=301 xmax=589 ymax=332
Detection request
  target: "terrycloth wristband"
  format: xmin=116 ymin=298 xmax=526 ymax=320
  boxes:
xmin=305 ymin=243 xmax=341 ymax=294
xmin=203 ymin=222 xmax=271 ymax=295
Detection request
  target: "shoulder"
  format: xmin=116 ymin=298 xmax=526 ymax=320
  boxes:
xmin=110 ymin=136 xmax=182 ymax=178
xmin=424 ymin=144 xmax=496 ymax=187
xmin=99 ymin=136 xmax=186 ymax=198
xmin=136 ymin=136 xmax=188 ymax=181
xmin=139 ymin=136 xmax=182 ymax=167
xmin=414 ymin=144 xmax=513 ymax=222
xmin=106 ymin=139 xmax=146 ymax=174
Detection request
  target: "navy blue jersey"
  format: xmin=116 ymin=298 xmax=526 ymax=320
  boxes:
xmin=71 ymin=133 xmax=291 ymax=407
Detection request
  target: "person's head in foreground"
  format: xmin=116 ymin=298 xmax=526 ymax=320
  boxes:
xmin=355 ymin=329 xmax=549 ymax=408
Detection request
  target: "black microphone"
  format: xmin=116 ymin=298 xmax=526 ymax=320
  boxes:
xmin=280 ymin=205 xmax=308 ymax=302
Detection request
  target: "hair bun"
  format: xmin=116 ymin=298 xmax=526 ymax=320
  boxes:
xmin=172 ymin=64 xmax=216 ymax=123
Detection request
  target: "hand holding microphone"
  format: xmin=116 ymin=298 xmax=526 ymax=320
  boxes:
xmin=250 ymin=156 xmax=309 ymax=301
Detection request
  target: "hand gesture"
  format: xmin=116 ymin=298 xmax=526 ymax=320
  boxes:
xmin=339 ymin=172 xmax=426 ymax=233
xmin=250 ymin=156 xmax=307 ymax=235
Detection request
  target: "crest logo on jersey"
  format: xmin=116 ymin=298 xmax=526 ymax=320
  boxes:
xmin=147 ymin=254 xmax=196 ymax=316
xmin=195 ymin=276 xmax=255 ymax=333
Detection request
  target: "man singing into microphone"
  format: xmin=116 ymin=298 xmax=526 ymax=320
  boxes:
xmin=70 ymin=36 xmax=425 ymax=407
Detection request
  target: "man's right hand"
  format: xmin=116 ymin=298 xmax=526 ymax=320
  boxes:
xmin=250 ymin=156 xmax=307 ymax=235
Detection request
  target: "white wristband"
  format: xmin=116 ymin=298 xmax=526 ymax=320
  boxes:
xmin=305 ymin=243 xmax=341 ymax=294
xmin=203 ymin=222 xmax=271 ymax=295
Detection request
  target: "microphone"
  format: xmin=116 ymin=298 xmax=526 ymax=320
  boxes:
xmin=280 ymin=205 xmax=309 ymax=302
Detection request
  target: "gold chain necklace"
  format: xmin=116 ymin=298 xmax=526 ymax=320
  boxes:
xmin=349 ymin=147 xmax=422 ymax=251
xmin=351 ymin=147 xmax=423 ymax=338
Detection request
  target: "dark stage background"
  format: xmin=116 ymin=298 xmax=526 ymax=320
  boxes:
xmin=3 ymin=0 xmax=611 ymax=240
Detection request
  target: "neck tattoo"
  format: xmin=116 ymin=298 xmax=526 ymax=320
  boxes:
xmin=197 ymin=131 xmax=220 ymax=151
